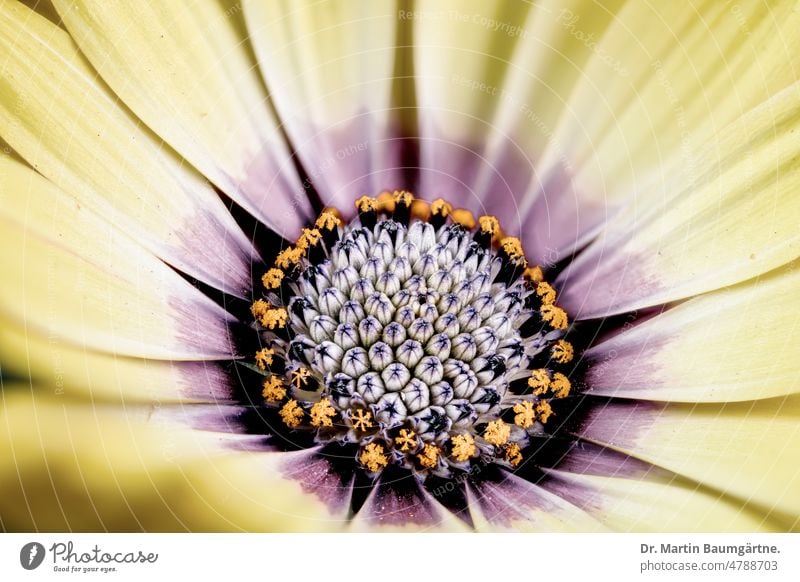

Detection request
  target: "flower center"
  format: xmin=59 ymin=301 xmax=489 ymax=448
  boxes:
xmin=249 ymin=191 xmax=575 ymax=479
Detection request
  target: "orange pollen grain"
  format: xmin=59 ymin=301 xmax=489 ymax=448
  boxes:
xmin=315 ymin=210 xmax=342 ymax=231
xmin=310 ymin=398 xmax=336 ymax=428
xmin=551 ymin=373 xmax=572 ymax=399
xmin=513 ymin=401 xmax=537 ymax=429
xmin=536 ymin=401 xmax=554 ymax=424
xmin=279 ymin=399 xmax=304 ymax=427
xmin=360 ymin=443 xmax=389 ymax=472
xmin=483 ymin=420 xmax=511 ymax=446
xmin=261 ymin=268 xmax=284 ymax=290
xmin=417 ymin=444 xmax=440 ymax=469
xmin=536 ymin=281 xmax=557 ymax=305
xmin=355 ymin=195 xmax=378 ymax=212
xmin=430 ymin=198 xmax=453 ymax=217
xmin=450 ymin=433 xmax=476 ymax=462
xmin=451 ymin=208 xmax=476 ymax=229
xmin=254 ymin=347 xmax=275 ymax=370
xmin=540 ymin=304 xmax=568 ymax=330
xmin=376 ymin=191 xmax=395 ymax=213
xmin=392 ymin=189 xmax=414 ymax=206
xmin=478 ymin=215 xmax=500 ymax=235
xmin=297 ymin=228 xmax=321 ymax=251
xmin=394 ymin=429 xmax=418 ymax=452
xmin=261 ymin=376 xmax=287 ymax=402
xmin=527 ymin=369 xmax=551 ymax=395
xmin=523 ymin=266 xmax=545 ymax=284
xmin=505 ymin=443 xmax=523 ymax=466
xmin=410 ymin=199 xmax=431 ymax=221
xmin=551 ymin=340 xmax=574 ymax=364
xmin=259 ymin=307 xmax=288 ymax=330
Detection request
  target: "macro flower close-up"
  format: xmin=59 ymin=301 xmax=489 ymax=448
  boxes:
xmin=1 ymin=0 xmax=799 ymax=533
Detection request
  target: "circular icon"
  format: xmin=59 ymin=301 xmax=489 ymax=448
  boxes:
xmin=20 ymin=542 xmax=46 ymax=570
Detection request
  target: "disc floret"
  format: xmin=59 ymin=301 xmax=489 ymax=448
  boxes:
xmin=249 ymin=192 xmax=576 ymax=480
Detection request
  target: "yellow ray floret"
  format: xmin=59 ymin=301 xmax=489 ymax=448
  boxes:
xmin=513 ymin=401 xmax=537 ymax=429
xmin=394 ymin=429 xmax=418 ymax=452
xmin=551 ymin=340 xmax=574 ymax=364
xmin=254 ymin=347 xmax=275 ymax=370
xmin=280 ymin=399 xmax=304 ymax=427
xmin=541 ymin=304 xmax=569 ymax=330
xmin=261 ymin=268 xmax=284 ymax=290
xmin=360 ymin=443 xmax=389 ymax=472
xmin=261 ymin=376 xmax=287 ymax=402
xmin=484 ymin=420 xmax=511 ymax=446
xmin=450 ymin=433 xmax=476 ymax=462
xmin=310 ymin=398 xmax=336 ymax=428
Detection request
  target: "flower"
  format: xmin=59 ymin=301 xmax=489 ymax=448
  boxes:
xmin=1 ymin=0 xmax=799 ymax=532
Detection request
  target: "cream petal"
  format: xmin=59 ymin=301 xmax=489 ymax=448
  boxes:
xmin=585 ymin=262 xmax=800 ymax=402
xmin=542 ymin=469 xmax=782 ymax=532
xmin=412 ymin=0 xmax=532 ymax=209
xmin=278 ymin=448 xmax=353 ymax=520
xmin=0 ymin=161 xmax=236 ymax=360
xmin=524 ymin=1 xmax=800 ymax=261
xmin=348 ymin=473 xmax=468 ymax=532
xmin=0 ymin=390 xmax=345 ymax=531
xmin=414 ymin=0 xmax=623 ymax=242
xmin=53 ymin=0 xmax=313 ymax=238
xmin=0 ymin=321 xmax=236 ymax=403
xmin=466 ymin=472 xmax=608 ymax=532
xmin=243 ymin=0 xmax=405 ymax=206
xmin=0 ymin=4 xmax=258 ymax=296
xmin=558 ymin=81 xmax=800 ymax=318
xmin=575 ymin=396 xmax=800 ymax=519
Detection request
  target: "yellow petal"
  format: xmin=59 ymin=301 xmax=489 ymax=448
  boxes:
xmin=414 ymin=0 xmax=530 ymax=145
xmin=577 ymin=395 xmax=800 ymax=519
xmin=489 ymin=0 xmax=624 ymax=159
xmin=585 ymin=261 xmax=800 ymax=402
xmin=0 ymin=3 xmax=256 ymax=296
xmin=0 ymin=321 xmax=234 ymax=403
xmin=526 ymin=1 xmax=800 ymax=249
xmin=243 ymin=0 xmax=402 ymax=202
xmin=412 ymin=0 xmax=532 ymax=207
xmin=559 ymin=81 xmax=800 ymax=318
xmin=53 ymin=0 xmax=313 ymax=238
xmin=0 ymin=389 xmax=345 ymax=531
xmin=0 ymin=159 xmax=235 ymax=360
xmin=545 ymin=470 xmax=783 ymax=532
